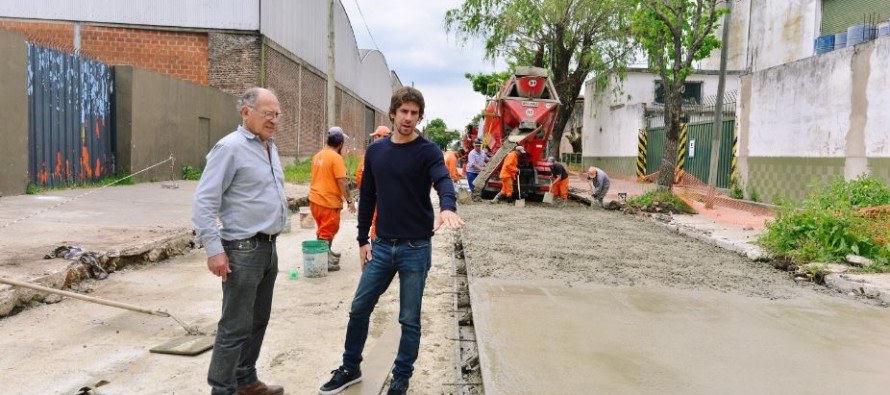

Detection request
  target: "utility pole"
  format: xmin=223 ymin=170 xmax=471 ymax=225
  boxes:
xmin=327 ymin=0 xmax=336 ymax=129
xmin=706 ymin=0 xmax=732 ymax=208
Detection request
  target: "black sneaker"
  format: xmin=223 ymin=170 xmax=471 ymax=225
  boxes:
xmin=319 ymin=367 xmax=362 ymax=394
xmin=386 ymin=376 xmax=409 ymax=395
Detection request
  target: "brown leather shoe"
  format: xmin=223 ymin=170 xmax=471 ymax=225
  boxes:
xmin=237 ymin=380 xmax=284 ymax=395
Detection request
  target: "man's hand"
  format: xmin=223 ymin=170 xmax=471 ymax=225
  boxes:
xmin=346 ymin=201 xmax=356 ymax=214
xmin=207 ymin=253 xmax=230 ymax=281
xmin=359 ymin=244 xmax=372 ymax=271
xmin=433 ymin=210 xmax=465 ymax=233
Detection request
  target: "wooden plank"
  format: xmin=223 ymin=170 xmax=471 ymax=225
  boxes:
xmin=343 ymin=319 xmax=401 ymax=395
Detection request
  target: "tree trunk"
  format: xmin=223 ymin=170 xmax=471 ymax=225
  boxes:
xmin=550 ymin=100 xmax=574 ymax=159
xmin=656 ymin=90 xmax=683 ymax=190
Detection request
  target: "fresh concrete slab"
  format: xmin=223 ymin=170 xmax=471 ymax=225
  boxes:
xmin=470 ymin=278 xmax=890 ymax=395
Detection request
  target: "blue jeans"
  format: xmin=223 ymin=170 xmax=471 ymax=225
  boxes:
xmin=342 ymin=237 xmax=432 ymax=380
xmin=467 ymin=172 xmax=479 ymax=193
xmin=208 ymin=237 xmax=278 ymax=395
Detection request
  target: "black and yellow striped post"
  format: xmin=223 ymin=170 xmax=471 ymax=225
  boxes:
xmin=636 ymin=129 xmax=648 ymax=178
xmin=674 ymin=123 xmax=688 ymax=184
xmin=730 ymin=127 xmax=739 ymax=185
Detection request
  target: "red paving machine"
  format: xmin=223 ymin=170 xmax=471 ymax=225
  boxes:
xmin=470 ymin=66 xmax=561 ymax=201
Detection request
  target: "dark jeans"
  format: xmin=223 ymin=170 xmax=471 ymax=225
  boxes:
xmin=466 ymin=172 xmax=479 ymax=192
xmin=342 ymin=237 xmax=432 ymax=380
xmin=208 ymin=237 xmax=278 ymax=395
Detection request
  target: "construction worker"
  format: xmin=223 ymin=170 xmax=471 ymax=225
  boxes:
xmin=491 ymin=145 xmax=525 ymax=203
xmin=465 ymin=139 xmax=488 ymax=193
xmin=548 ymin=157 xmax=569 ymax=207
xmin=587 ymin=166 xmax=611 ymax=207
xmin=444 ymin=147 xmax=460 ymax=184
xmin=309 ymin=127 xmax=357 ymax=271
xmin=355 ymin=126 xmax=391 ymax=240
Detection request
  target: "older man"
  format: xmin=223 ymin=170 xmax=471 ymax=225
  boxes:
xmin=587 ymin=166 xmax=611 ymax=207
xmin=193 ymin=87 xmax=287 ymax=395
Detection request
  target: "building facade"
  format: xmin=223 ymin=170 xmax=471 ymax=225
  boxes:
xmin=0 ymin=0 xmax=399 ymax=161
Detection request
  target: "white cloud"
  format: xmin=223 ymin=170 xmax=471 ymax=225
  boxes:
xmin=342 ymin=0 xmax=507 ymax=130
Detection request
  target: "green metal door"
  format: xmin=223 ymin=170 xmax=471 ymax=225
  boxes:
xmin=645 ymin=120 xmax=734 ymax=188
xmin=683 ymin=120 xmax=735 ymax=188
xmin=821 ymin=0 xmax=890 ymax=35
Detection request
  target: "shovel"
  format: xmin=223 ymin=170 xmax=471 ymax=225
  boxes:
xmin=514 ymin=175 xmax=525 ymax=207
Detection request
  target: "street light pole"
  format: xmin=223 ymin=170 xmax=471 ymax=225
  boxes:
xmin=706 ymin=0 xmax=732 ymax=207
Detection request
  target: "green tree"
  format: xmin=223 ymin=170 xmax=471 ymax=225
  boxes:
xmin=445 ymin=0 xmax=636 ymax=158
xmin=465 ymin=70 xmax=512 ymax=97
xmin=422 ymin=118 xmax=460 ymax=150
xmin=630 ymin=0 xmax=726 ymax=190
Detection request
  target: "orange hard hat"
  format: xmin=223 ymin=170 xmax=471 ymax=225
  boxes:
xmin=370 ymin=126 xmax=391 ymax=138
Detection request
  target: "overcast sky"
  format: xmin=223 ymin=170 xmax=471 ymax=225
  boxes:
xmin=341 ymin=0 xmax=507 ymax=131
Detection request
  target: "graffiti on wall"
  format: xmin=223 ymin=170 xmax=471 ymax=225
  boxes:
xmin=27 ymin=44 xmax=114 ymax=188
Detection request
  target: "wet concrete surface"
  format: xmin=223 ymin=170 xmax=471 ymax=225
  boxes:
xmin=470 ymin=279 xmax=890 ymax=395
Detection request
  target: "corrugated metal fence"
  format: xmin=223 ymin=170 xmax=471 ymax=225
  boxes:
xmin=645 ymin=119 xmax=735 ymax=189
xmin=28 ymin=44 xmax=114 ymax=188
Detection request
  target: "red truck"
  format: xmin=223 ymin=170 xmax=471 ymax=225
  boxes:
xmin=470 ymin=66 xmax=562 ymax=202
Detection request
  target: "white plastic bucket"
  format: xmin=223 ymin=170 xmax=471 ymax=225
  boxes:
xmin=301 ymin=240 xmax=328 ymax=278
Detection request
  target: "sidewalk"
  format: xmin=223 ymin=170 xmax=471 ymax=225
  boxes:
xmin=568 ymin=174 xmax=890 ymax=305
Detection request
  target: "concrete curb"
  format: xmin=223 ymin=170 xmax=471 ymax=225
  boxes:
xmin=652 ymin=219 xmax=771 ymax=262
xmin=0 ymin=229 xmax=196 ymax=317
xmin=650 ymin=215 xmax=890 ymax=306
xmin=824 ymin=274 xmax=890 ymax=305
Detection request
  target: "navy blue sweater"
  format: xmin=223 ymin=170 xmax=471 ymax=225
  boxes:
xmin=357 ymin=135 xmax=457 ymax=246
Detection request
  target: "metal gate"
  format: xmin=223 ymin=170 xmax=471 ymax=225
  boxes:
xmin=28 ymin=45 xmax=114 ymax=188
xmin=645 ymin=120 xmax=735 ymax=188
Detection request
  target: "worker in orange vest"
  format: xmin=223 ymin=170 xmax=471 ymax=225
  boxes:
xmin=491 ymin=145 xmax=525 ymax=203
xmin=355 ymin=125 xmax=390 ymax=240
xmin=444 ymin=147 xmax=460 ymax=184
xmin=309 ymin=127 xmax=356 ymax=271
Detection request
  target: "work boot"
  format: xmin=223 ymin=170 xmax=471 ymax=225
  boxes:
xmin=327 ymin=251 xmax=341 ymax=272
xmin=488 ymin=192 xmax=502 ymax=204
xmin=237 ymin=380 xmax=284 ymax=395
xmin=386 ymin=375 xmax=409 ymax=395
xmin=319 ymin=367 xmax=362 ymax=395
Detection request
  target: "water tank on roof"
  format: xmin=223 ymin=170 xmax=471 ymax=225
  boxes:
xmin=814 ymin=35 xmax=835 ymax=55
xmin=847 ymin=23 xmax=875 ymax=47
xmin=878 ymin=21 xmax=890 ymax=37
xmin=834 ymin=31 xmax=847 ymax=50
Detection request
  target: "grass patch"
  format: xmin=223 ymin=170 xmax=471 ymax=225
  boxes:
xmin=285 ymin=153 xmax=363 ymax=184
xmin=759 ymin=175 xmax=890 ymax=271
xmin=626 ymin=190 xmax=696 ymax=214
xmin=181 ymin=165 xmax=203 ymax=181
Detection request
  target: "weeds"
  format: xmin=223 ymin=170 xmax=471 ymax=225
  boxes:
xmin=759 ymin=175 xmax=890 ymax=271
xmin=285 ymin=153 xmax=363 ymax=184
xmin=181 ymin=165 xmax=203 ymax=180
xmin=626 ymin=190 xmax=696 ymax=214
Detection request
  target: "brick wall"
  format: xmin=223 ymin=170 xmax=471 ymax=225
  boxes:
xmin=0 ymin=20 xmax=208 ymax=85
xmin=299 ymin=67 xmax=327 ymax=158
xmin=208 ymin=32 xmax=260 ymax=96
xmin=265 ymin=46 xmax=301 ymax=157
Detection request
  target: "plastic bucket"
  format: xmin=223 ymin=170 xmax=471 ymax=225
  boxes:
xmin=299 ymin=206 xmax=314 ymax=229
xmin=301 ymin=240 xmax=329 ymax=278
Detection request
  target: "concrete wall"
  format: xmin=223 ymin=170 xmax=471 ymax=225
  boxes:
xmin=114 ymin=67 xmax=242 ymax=182
xmin=737 ymin=36 xmax=890 ymax=203
xmin=700 ymin=0 xmax=821 ymax=73
xmin=582 ymin=70 xmax=740 ymax=177
xmin=0 ymin=30 xmax=28 ymax=195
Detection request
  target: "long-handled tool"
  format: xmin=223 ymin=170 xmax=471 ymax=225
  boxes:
xmin=0 ymin=276 xmax=215 ymax=356
xmin=515 ymin=174 xmax=525 ymax=207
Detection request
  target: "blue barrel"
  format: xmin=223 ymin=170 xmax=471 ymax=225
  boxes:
xmin=814 ymin=35 xmax=835 ymax=54
xmin=834 ymin=32 xmax=848 ymax=49
xmin=847 ymin=23 xmax=875 ymax=46
xmin=878 ymin=21 xmax=890 ymax=38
